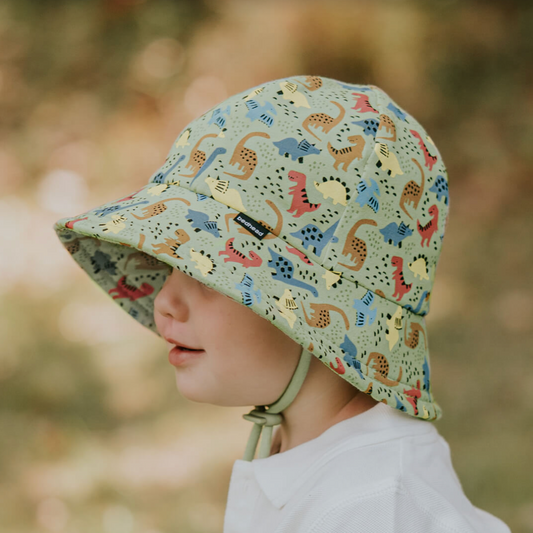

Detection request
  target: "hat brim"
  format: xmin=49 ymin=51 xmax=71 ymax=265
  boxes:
xmin=54 ymin=181 xmax=442 ymax=421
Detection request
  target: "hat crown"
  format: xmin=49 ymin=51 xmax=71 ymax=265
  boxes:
xmin=150 ymin=75 xmax=449 ymax=316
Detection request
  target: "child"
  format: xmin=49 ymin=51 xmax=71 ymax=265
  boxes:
xmin=53 ymin=75 xmax=511 ymax=532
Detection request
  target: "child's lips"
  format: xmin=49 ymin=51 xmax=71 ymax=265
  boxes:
xmin=168 ymin=345 xmax=205 ymax=366
xmin=164 ymin=337 xmax=201 ymax=351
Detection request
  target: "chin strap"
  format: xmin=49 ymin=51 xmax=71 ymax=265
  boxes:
xmin=241 ymin=347 xmax=313 ymax=461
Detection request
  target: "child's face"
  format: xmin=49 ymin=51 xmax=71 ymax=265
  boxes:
xmin=153 ymin=267 xmax=303 ymax=407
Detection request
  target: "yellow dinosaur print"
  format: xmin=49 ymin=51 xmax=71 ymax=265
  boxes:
xmin=147 ymin=181 xmax=180 ymax=196
xmin=175 ymin=129 xmax=191 ymax=148
xmin=408 ymin=257 xmax=429 ymax=280
xmin=374 ymin=142 xmax=404 ymax=177
xmin=276 ymin=288 xmax=298 ymax=328
xmin=205 ymin=176 xmax=246 ymax=212
xmin=99 ymin=214 xmax=127 ymax=234
xmin=243 ymin=87 xmax=264 ymax=100
xmin=278 ymin=81 xmax=310 ymax=108
xmin=322 ymin=270 xmax=342 ymax=290
xmin=190 ymin=248 xmax=214 ymax=277
xmin=386 ymin=305 xmax=403 ymax=351
xmin=314 ymin=180 xmax=347 ymax=206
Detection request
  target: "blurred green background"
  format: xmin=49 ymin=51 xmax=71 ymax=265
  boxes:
xmin=1 ymin=0 xmax=532 ymax=531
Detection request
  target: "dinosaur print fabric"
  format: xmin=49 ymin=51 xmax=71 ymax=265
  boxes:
xmin=53 ymin=75 xmax=450 ymax=421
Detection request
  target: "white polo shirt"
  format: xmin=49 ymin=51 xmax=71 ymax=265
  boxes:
xmin=223 ymin=401 xmax=510 ymax=533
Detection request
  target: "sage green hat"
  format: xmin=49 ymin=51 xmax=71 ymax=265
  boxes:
xmin=53 ymin=75 xmax=450 ymax=460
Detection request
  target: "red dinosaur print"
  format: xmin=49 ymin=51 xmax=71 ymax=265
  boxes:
xmin=391 ymin=256 xmax=412 ymax=301
xmin=417 ymin=205 xmax=439 ymax=247
xmin=65 ymin=217 xmax=88 ymax=229
xmin=218 ymin=238 xmax=262 ymax=267
xmin=330 ymin=356 xmax=346 ymax=374
xmin=351 ymin=93 xmax=379 ymax=114
xmin=114 ymin=187 xmax=145 ymax=202
xmin=403 ymin=379 xmax=422 ymax=415
xmin=287 ymin=170 xmax=321 ymax=217
xmin=410 ymin=130 xmax=438 ymax=171
xmin=108 ymin=275 xmax=154 ymax=301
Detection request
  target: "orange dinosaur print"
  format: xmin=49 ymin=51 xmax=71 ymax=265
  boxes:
xmin=399 ymin=158 xmax=425 ymax=220
xmin=404 ymin=318 xmax=427 ymax=350
xmin=223 ymin=132 xmax=270 ymax=180
xmin=375 ymin=114 xmax=397 ymax=142
xmin=179 ymin=133 xmax=219 ymax=176
xmin=302 ymin=100 xmax=346 ymax=140
xmin=327 ymin=135 xmax=365 ymax=171
xmin=132 ymin=198 xmax=191 ymax=220
xmin=300 ymin=75 xmax=323 ymax=91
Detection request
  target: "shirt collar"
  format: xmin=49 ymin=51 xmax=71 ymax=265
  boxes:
xmin=249 ymin=402 xmax=436 ymax=509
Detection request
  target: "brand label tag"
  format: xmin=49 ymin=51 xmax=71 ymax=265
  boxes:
xmin=234 ymin=212 xmax=270 ymax=240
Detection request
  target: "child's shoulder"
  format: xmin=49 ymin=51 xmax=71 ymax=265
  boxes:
xmin=284 ymin=426 xmax=509 ymax=533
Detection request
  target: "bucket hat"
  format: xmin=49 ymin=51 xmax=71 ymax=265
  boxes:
xmin=53 ymin=74 xmax=450 ymax=461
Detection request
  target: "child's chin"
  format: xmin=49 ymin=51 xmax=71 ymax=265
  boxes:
xmin=173 ymin=378 xmax=245 ymax=406
xmin=173 ymin=374 xmax=215 ymax=404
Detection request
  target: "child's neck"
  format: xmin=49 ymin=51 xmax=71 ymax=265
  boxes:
xmin=268 ymin=380 xmax=379 ymax=456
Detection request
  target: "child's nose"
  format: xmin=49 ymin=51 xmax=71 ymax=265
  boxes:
xmin=153 ymin=270 xmax=190 ymax=323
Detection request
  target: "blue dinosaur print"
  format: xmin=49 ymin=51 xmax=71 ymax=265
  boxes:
xmin=235 ymin=273 xmax=261 ymax=306
xmin=394 ymin=396 xmax=407 ymax=412
xmin=90 ymin=250 xmax=118 ymax=275
xmin=422 ymin=357 xmax=430 ymax=392
xmin=151 ymin=155 xmax=185 ymax=184
xmin=429 ymin=175 xmax=449 ymax=205
xmin=387 ymin=102 xmax=408 ymax=122
xmin=355 ymin=177 xmax=380 ymax=213
xmin=351 ymin=118 xmax=379 ymax=137
xmin=186 ymin=209 xmax=220 ymax=238
xmin=189 ymin=147 xmax=228 ymax=186
xmin=196 ymin=194 xmax=209 ymax=201
xmin=208 ymin=105 xmax=231 ymax=130
xmin=340 ymin=334 xmax=365 ymax=379
xmin=273 ymin=137 xmax=321 ymax=163
xmin=267 ymin=248 xmax=318 ymax=297
xmin=379 ymin=221 xmax=413 ymax=248
xmin=94 ymin=200 xmax=149 ymax=218
xmin=245 ymin=99 xmax=277 ymax=127
xmin=352 ymin=290 xmax=377 ymax=327
xmin=404 ymin=290 xmax=429 ymax=316
xmin=290 ymin=220 xmax=339 ymax=256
